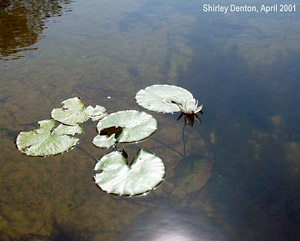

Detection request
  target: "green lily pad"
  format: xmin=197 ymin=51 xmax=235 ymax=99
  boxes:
xmin=51 ymin=97 xmax=107 ymax=125
xmin=171 ymin=154 xmax=213 ymax=198
xmin=93 ymin=134 xmax=117 ymax=148
xmin=93 ymin=110 xmax=157 ymax=148
xmin=94 ymin=149 xmax=165 ymax=195
xmin=135 ymin=84 xmax=196 ymax=113
xmin=51 ymin=97 xmax=89 ymax=125
xmin=16 ymin=119 xmax=83 ymax=156
xmin=84 ymin=105 xmax=107 ymax=121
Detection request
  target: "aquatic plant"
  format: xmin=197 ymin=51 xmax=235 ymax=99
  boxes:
xmin=94 ymin=149 xmax=165 ymax=195
xmin=136 ymin=84 xmax=203 ymax=127
xmin=135 ymin=84 xmax=203 ymax=114
xmin=16 ymin=97 xmax=164 ymax=196
xmin=93 ymin=110 xmax=157 ymax=148
xmin=16 ymin=84 xmax=207 ymax=197
xmin=51 ymin=97 xmax=107 ymax=125
xmin=16 ymin=119 xmax=82 ymax=156
xmin=171 ymin=154 xmax=212 ymax=200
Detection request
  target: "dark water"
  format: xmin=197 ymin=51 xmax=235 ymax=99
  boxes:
xmin=1 ymin=0 xmax=300 ymax=240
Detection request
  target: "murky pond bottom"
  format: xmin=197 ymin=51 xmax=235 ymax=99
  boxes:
xmin=1 ymin=113 xmax=218 ymax=241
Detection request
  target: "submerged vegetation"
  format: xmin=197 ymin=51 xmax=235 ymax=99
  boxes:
xmin=0 ymin=220 xmax=93 ymax=241
xmin=16 ymin=85 xmax=207 ymax=196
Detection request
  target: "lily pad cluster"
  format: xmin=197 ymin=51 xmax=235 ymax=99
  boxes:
xmin=16 ymin=84 xmax=204 ymax=196
xmin=17 ymin=97 xmax=106 ymax=156
xmin=51 ymin=97 xmax=107 ymax=125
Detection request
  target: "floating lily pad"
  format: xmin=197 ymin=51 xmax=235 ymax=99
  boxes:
xmin=16 ymin=119 xmax=83 ymax=156
xmin=51 ymin=97 xmax=107 ymax=125
xmin=93 ymin=134 xmax=117 ymax=148
xmin=171 ymin=154 xmax=213 ymax=198
xmin=135 ymin=84 xmax=195 ymax=113
xmin=93 ymin=110 xmax=157 ymax=148
xmin=51 ymin=97 xmax=89 ymax=125
xmin=84 ymin=105 xmax=107 ymax=121
xmin=94 ymin=149 xmax=165 ymax=195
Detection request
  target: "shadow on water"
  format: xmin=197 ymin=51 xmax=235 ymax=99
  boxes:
xmin=0 ymin=1 xmax=299 ymax=241
xmin=0 ymin=0 xmax=72 ymax=60
xmin=48 ymin=219 xmax=93 ymax=241
xmin=0 ymin=219 xmax=94 ymax=241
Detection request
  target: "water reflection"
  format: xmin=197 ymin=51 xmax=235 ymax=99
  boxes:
xmin=0 ymin=0 xmax=299 ymax=240
xmin=122 ymin=205 xmax=224 ymax=241
xmin=178 ymin=35 xmax=300 ymax=240
xmin=0 ymin=0 xmax=72 ymax=60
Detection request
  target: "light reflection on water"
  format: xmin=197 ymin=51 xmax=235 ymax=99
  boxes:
xmin=0 ymin=0 xmax=299 ymax=240
xmin=121 ymin=205 xmax=224 ymax=241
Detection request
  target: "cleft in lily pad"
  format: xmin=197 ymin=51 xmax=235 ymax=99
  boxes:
xmin=16 ymin=119 xmax=83 ymax=156
xmin=51 ymin=97 xmax=107 ymax=125
xmin=135 ymin=84 xmax=203 ymax=114
xmin=94 ymin=149 xmax=165 ymax=195
xmin=93 ymin=110 xmax=157 ymax=148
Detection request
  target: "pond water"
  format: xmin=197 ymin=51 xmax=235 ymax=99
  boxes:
xmin=0 ymin=0 xmax=300 ymax=240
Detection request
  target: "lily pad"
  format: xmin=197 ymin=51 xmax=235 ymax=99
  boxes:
xmin=93 ymin=134 xmax=117 ymax=148
xmin=93 ymin=110 xmax=157 ymax=148
xmin=51 ymin=97 xmax=107 ymax=125
xmin=16 ymin=119 xmax=83 ymax=156
xmin=171 ymin=154 xmax=213 ymax=198
xmin=84 ymin=105 xmax=107 ymax=121
xmin=135 ymin=84 xmax=196 ymax=113
xmin=51 ymin=97 xmax=89 ymax=125
xmin=94 ymin=149 xmax=165 ymax=195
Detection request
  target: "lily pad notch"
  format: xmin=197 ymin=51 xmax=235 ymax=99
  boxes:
xmin=94 ymin=149 xmax=165 ymax=196
xmin=51 ymin=97 xmax=107 ymax=125
xmin=16 ymin=119 xmax=83 ymax=156
xmin=93 ymin=110 xmax=158 ymax=149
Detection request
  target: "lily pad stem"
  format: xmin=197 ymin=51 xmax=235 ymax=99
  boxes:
xmin=182 ymin=124 xmax=186 ymax=158
xmin=76 ymin=146 xmax=98 ymax=162
xmin=150 ymin=136 xmax=184 ymax=158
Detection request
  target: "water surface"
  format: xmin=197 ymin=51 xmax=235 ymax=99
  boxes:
xmin=1 ymin=0 xmax=300 ymax=240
